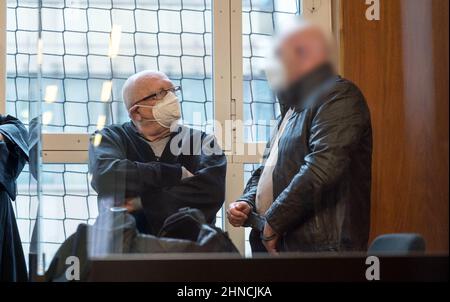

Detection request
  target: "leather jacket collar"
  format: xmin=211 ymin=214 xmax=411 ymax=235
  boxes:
xmin=278 ymin=63 xmax=337 ymax=114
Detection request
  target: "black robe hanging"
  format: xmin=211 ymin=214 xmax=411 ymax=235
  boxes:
xmin=0 ymin=114 xmax=29 ymax=282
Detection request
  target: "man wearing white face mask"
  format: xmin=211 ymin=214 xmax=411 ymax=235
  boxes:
xmin=89 ymin=71 xmax=226 ymax=235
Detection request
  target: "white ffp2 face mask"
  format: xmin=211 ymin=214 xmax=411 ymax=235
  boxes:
xmin=132 ymin=91 xmax=182 ymax=128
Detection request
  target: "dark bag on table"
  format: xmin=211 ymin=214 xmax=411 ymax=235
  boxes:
xmin=45 ymin=207 xmax=238 ymax=281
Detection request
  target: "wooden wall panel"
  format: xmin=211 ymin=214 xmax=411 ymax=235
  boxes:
xmin=340 ymin=0 xmax=449 ymax=252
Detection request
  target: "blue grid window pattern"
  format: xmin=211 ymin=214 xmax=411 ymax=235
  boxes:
xmin=6 ymin=0 xmax=213 ymax=132
xmin=242 ymin=0 xmax=301 ymax=142
xmin=13 ymin=164 xmax=98 ymax=266
xmin=6 ymin=0 xmax=224 ymax=263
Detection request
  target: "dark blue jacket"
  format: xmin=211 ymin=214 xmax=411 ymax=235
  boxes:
xmin=89 ymin=122 xmax=226 ymax=235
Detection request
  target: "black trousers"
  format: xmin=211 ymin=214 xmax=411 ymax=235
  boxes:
xmin=249 ymin=229 xmax=268 ymax=255
xmin=131 ymin=210 xmax=150 ymax=234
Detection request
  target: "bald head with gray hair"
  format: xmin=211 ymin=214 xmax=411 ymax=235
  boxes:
xmin=122 ymin=70 xmax=175 ymax=141
xmin=122 ymin=70 xmax=173 ymax=110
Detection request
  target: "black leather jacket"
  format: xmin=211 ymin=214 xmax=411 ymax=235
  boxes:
xmin=240 ymin=64 xmax=372 ymax=252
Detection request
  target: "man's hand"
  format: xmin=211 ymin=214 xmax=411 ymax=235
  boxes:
xmin=227 ymin=201 xmax=251 ymax=227
xmin=124 ymin=196 xmax=143 ymax=213
xmin=262 ymin=222 xmax=279 ymax=255
xmin=0 ymin=133 xmax=3 ymax=141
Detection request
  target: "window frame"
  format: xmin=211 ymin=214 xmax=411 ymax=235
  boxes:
xmin=0 ymin=0 xmax=334 ymax=255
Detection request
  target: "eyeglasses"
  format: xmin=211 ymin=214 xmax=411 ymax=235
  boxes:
xmin=135 ymin=86 xmax=181 ymax=104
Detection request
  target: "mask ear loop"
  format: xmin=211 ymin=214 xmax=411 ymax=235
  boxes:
xmin=128 ymin=104 xmax=140 ymax=121
xmin=129 ymin=104 xmax=155 ymax=112
xmin=128 ymin=104 xmax=158 ymax=123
